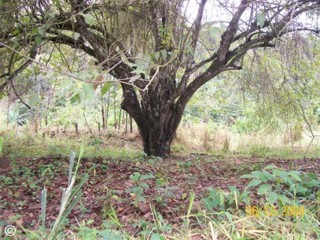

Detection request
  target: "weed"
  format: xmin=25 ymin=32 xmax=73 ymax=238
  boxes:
xmin=89 ymin=137 xmax=103 ymax=146
xmin=126 ymin=172 xmax=155 ymax=207
xmin=155 ymin=186 xmax=177 ymax=206
xmin=241 ymin=164 xmax=320 ymax=206
xmin=176 ymin=160 xmax=193 ymax=169
xmin=203 ymin=186 xmax=250 ymax=212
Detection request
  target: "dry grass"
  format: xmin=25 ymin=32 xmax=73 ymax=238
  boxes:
xmin=175 ymin=122 xmax=320 ymax=157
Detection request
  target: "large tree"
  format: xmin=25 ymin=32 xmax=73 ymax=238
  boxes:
xmin=1 ymin=0 xmax=320 ymax=156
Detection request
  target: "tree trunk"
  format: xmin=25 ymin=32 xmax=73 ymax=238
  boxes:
xmin=106 ymin=91 xmax=110 ymax=130
xmin=129 ymin=116 xmax=133 ymax=133
xmin=113 ymin=93 xmax=117 ymax=129
xmin=120 ymin=73 xmax=181 ymax=157
xmin=139 ymin=126 xmax=175 ymax=157
xmin=75 ymin=122 xmax=79 ymax=136
xmin=101 ymin=99 xmax=106 ymax=131
xmin=118 ymin=109 xmax=122 ymax=130
xmin=125 ymin=112 xmax=128 ymax=134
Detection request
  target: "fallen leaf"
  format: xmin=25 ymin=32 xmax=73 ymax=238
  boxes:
xmin=138 ymin=201 xmax=150 ymax=214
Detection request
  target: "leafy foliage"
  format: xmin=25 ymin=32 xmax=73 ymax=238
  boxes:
xmin=126 ymin=172 xmax=155 ymax=206
xmin=241 ymin=164 xmax=320 ymax=206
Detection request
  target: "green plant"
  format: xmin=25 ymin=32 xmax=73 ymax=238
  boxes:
xmin=38 ymin=164 xmax=54 ymax=177
xmin=176 ymin=160 xmax=193 ymax=169
xmin=203 ymin=186 xmax=250 ymax=212
xmin=0 ymin=176 xmax=14 ymax=185
xmin=203 ymin=188 xmax=226 ymax=211
xmin=19 ymin=147 xmax=88 ymax=239
xmin=150 ymin=205 xmax=172 ymax=239
xmin=74 ymin=219 xmax=126 ymax=240
xmin=74 ymin=220 xmax=98 ymax=239
xmin=7 ymin=107 xmax=34 ymax=126
xmin=241 ymin=164 xmax=320 ymax=206
xmin=155 ymin=186 xmax=177 ymax=207
xmin=135 ymin=205 xmax=172 ymax=239
xmin=89 ymin=137 xmax=103 ymax=146
xmin=126 ymin=172 xmax=155 ymax=207
xmin=103 ymin=205 xmax=122 ymax=228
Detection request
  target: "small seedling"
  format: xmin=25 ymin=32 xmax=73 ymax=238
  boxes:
xmin=126 ymin=172 xmax=155 ymax=207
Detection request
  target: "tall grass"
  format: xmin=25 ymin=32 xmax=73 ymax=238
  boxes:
xmin=175 ymin=122 xmax=320 ymax=157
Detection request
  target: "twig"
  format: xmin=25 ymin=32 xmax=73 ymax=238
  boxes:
xmin=83 ymin=111 xmax=95 ymax=137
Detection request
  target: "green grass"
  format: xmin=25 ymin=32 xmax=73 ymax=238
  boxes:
xmin=1 ymin=132 xmax=142 ymax=160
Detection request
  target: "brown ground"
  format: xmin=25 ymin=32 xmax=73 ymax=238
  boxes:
xmin=0 ymin=153 xmax=319 ymax=235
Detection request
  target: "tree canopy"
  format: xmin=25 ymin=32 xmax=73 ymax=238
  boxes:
xmin=1 ymin=0 xmax=320 ymax=156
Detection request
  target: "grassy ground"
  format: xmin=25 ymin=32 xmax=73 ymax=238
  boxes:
xmin=0 ymin=127 xmax=319 ymax=239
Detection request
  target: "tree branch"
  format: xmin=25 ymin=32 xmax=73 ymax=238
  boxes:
xmin=216 ymin=0 xmax=250 ymax=63
xmin=0 ymin=44 xmax=38 ymax=93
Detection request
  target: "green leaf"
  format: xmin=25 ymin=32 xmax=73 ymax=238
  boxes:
xmin=267 ymin=191 xmax=278 ymax=204
xmin=295 ymin=184 xmax=308 ymax=194
xmin=204 ymin=197 xmax=220 ymax=210
xmin=257 ymin=184 xmax=272 ymax=195
xmin=52 ymin=0 xmax=60 ymax=6
xmin=70 ymin=93 xmax=81 ymax=104
xmin=22 ymin=16 xmax=31 ymax=24
xmin=61 ymin=79 xmax=73 ymax=90
xmin=257 ymin=12 xmax=266 ymax=27
xmin=262 ymin=171 xmax=274 ymax=181
xmin=277 ymin=194 xmax=291 ymax=204
xmin=130 ymin=172 xmax=141 ymax=181
xmin=264 ymin=164 xmax=277 ymax=170
xmin=140 ymin=173 xmax=155 ymax=180
xmin=35 ymin=35 xmax=43 ymax=45
xmin=151 ymin=233 xmax=165 ymax=240
xmin=100 ymin=230 xmax=124 ymax=240
xmin=278 ymin=172 xmax=294 ymax=185
xmin=228 ymin=186 xmax=240 ymax=195
xmin=210 ymin=27 xmax=220 ymax=39
xmin=28 ymin=91 xmax=39 ymax=107
xmin=37 ymin=27 xmax=46 ymax=36
xmin=247 ymin=179 xmax=262 ymax=188
xmin=139 ymin=182 xmax=149 ymax=189
xmin=12 ymin=29 xmax=20 ymax=36
xmin=82 ymin=13 xmax=95 ymax=26
xmin=135 ymin=59 xmax=147 ymax=72
xmin=220 ymin=23 xmax=227 ymax=32
xmin=154 ymin=51 xmax=160 ymax=61
xmin=303 ymin=179 xmax=320 ymax=188
xmin=138 ymin=196 xmax=146 ymax=202
xmin=127 ymin=186 xmax=143 ymax=195
xmin=82 ymin=83 xmax=95 ymax=102
xmin=224 ymin=212 xmax=233 ymax=223
xmin=251 ymin=171 xmax=268 ymax=182
xmin=101 ymin=82 xmax=111 ymax=96
xmin=288 ymin=171 xmax=302 ymax=182
xmin=41 ymin=187 xmax=47 ymax=229
xmin=160 ymin=49 xmax=167 ymax=60
xmin=240 ymin=174 xmax=255 ymax=179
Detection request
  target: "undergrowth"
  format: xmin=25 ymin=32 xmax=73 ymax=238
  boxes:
xmin=0 ymin=125 xmax=319 ymax=239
